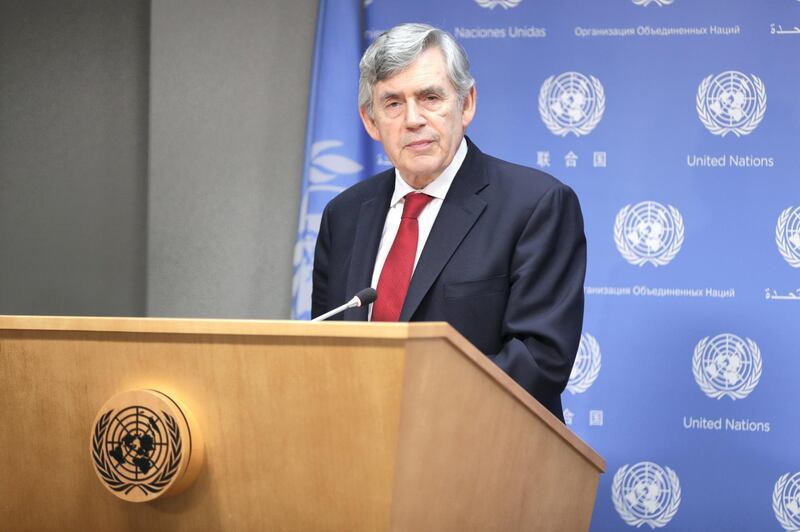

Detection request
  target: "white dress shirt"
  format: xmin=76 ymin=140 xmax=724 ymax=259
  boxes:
xmin=369 ymin=137 xmax=468 ymax=318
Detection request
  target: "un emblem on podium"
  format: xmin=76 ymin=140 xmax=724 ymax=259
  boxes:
xmin=614 ymin=201 xmax=684 ymax=267
xmin=774 ymin=472 xmax=800 ymax=531
xmin=776 ymin=206 xmax=800 ymax=268
xmin=697 ymin=71 xmax=766 ymax=137
xmin=538 ymin=72 xmax=605 ymax=137
xmin=692 ymin=334 xmax=762 ymax=400
xmin=90 ymin=389 xmax=203 ymax=502
xmin=612 ymin=461 xmax=681 ymax=528
xmin=567 ymin=333 xmax=601 ymax=394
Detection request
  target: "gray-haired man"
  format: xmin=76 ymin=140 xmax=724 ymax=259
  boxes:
xmin=312 ymin=23 xmax=586 ymax=422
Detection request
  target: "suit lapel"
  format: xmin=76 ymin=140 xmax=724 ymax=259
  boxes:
xmin=343 ymin=173 xmax=393 ymax=320
xmin=400 ymin=140 xmax=489 ymax=321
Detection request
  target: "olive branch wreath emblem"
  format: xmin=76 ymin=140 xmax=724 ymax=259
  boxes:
xmin=696 ymin=73 xmax=766 ymax=137
xmin=773 ymin=473 xmax=800 ymax=531
xmin=692 ymin=336 xmax=762 ymax=400
xmin=776 ymin=207 xmax=800 ymax=268
xmin=92 ymin=409 xmax=182 ymax=496
xmin=538 ymin=73 xmax=605 ymax=137
xmin=614 ymin=203 xmax=684 ymax=267
xmin=566 ymin=334 xmax=601 ymax=394
xmin=612 ymin=464 xmax=681 ymax=529
xmin=632 ymin=0 xmax=674 ymax=6
xmin=475 ymin=0 xmax=522 ymax=8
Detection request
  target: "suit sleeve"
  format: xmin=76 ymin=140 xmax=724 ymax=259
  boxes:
xmin=311 ymin=204 xmax=333 ymax=319
xmin=491 ymin=184 xmax=587 ymax=420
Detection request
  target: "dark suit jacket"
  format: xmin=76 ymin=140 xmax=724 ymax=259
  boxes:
xmin=312 ymin=138 xmax=586 ymax=421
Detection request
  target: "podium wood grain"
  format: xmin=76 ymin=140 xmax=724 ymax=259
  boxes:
xmin=0 ymin=316 xmax=604 ymax=531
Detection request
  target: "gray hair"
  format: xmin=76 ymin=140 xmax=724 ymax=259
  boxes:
xmin=358 ymin=23 xmax=475 ymax=117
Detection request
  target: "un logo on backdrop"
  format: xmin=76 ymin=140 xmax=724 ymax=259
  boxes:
xmin=776 ymin=206 xmax=800 ymax=268
xmin=693 ymin=334 xmax=762 ymax=400
xmin=697 ymin=71 xmax=767 ymax=137
xmin=774 ymin=472 xmax=800 ymax=531
xmin=539 ymin=72 xmax=605 ymax=137
xmin=567 ymin=333 xmax=601 ymax=394
xmin=614 ymin=201 xmax=684 ymax=267
xmin=474 ymin=0 xmax=521 ymax=8
xmin=632 ymin=0 xmax=673 ymax=5
xmin=612 ymin=462 xmax=681 ymax=528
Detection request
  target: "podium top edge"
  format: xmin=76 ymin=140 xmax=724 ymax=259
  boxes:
xmin=1 ymin=314 xmax=605 ymax=472
xmin=0 ymin=315 xmax=452 ymax=339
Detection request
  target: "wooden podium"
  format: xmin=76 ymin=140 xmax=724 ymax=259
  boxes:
xmin=0 ymin=316 xmax=604 ymax=531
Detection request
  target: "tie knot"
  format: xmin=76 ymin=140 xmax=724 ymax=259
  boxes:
xmin=402 ymin=193 xmax=433 ymax=220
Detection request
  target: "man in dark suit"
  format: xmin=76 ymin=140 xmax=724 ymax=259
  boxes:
xmin=312 ymin=23 xmax=586 ymax=422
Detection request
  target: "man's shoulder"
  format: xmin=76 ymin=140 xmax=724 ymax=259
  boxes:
xmin=324 ymin=169 xmax=394 ymax=214
xmin=479 ymin=150 xmax=571 ymax=200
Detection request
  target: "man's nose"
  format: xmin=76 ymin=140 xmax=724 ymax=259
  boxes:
xmin=403 ymin=100 xmax=426 ymax=128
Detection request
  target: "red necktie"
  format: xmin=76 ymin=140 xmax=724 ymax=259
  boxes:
xmin=372 ymin=192 xmax=433 ymax=322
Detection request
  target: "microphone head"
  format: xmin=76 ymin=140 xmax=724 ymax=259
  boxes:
xmin=354 ymin=287 xmax=377 ymax=306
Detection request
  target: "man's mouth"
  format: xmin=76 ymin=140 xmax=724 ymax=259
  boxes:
xmin=405 ymin=139 xmax=435 ymax=151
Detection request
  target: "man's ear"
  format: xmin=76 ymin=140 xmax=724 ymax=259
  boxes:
xmin=461 ymin=85 xmax=477 ymax=129
xmin=359 ymin=106 xmax=382 ymax=141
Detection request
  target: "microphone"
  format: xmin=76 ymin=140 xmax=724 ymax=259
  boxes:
xmin=311 ymin=288 xmax=378 ymax=322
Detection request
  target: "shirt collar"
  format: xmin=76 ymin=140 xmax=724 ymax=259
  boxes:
xmin=390 ymin=137 xmax=468 ymax=207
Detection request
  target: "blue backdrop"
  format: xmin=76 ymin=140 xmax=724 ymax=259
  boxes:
xmin=294 ymin=1 xmax=800 ymax=529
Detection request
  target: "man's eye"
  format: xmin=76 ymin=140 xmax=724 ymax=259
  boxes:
xmin=425 ymin=95 xmax=440 ymax=101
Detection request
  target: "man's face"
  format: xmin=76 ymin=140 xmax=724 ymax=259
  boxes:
xmin=360 ymin=47 xmax=476 ymax=189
